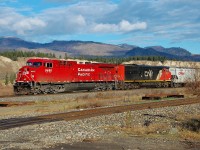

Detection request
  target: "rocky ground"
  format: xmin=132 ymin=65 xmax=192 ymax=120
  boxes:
xmin=0 ymin=88 xmax=188 ymax=119
xmin=0 ymin=88 xmax=199 ymax=150
xmin=0 ymin=101 xmax=200 ymax=150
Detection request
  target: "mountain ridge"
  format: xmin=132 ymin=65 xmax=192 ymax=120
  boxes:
xmin=0 ymin=37 xmax=199 ymax=61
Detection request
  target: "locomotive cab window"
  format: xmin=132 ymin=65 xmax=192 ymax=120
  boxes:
xmin=26 ymin=62 xmax=42 ymax=67
xmin=45 ymin=63 xmax=53 ymax=68
xmin=26 ymin=62 xmax=32 ymax=66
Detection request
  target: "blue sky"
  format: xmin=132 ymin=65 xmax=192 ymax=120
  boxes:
xmin=0 ymin=0 xmax=200 ymax=54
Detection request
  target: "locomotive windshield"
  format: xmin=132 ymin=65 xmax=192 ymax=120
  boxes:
xmin=26 ymin=62 xmax=42 ymax=67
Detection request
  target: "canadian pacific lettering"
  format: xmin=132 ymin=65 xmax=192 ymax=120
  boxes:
xmin=78 ymin=73 xmax=90 ymax=76
xmin=78 ymin=68 xmax=95 ymax=72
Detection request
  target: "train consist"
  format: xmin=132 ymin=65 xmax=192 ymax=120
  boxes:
xmin=14 ymin=58 xmax=197 ymax=95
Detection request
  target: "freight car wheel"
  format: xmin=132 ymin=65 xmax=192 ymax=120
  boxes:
xmin=173 ymin=83 xmax=179 ymax=88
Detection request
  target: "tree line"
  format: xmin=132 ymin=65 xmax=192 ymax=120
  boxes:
xmin=0 ymin=50 xmax=171 ymax=64
xmin=75 ymin=56 xmax=168 ymax=64
xmin=0 ymin=51 xmax=56 ymax=61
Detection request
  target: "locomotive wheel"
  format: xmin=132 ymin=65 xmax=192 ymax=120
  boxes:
xmin=156 ymin=83 xmax=162 ymax=88
xmin=24 ymin=87 xmax=31 ymax=95
xmin=162 ymin=82 xmax=169 ymax=88
xmin=32 ymin=87 xmax=40 ymax=95
xmin=132 ymin=83 xmax=140 ymax=89
xmin=106 ymin=84 xmax=113 ymax=90
xmin=124 ymin=84 xmax=129 ymax=90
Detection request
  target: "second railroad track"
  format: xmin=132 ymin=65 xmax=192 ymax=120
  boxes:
xmin=0 ymin=98 xmax=199 ymax=130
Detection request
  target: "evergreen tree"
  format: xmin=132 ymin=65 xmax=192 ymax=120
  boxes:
xmin=52 ymin=53 xmax=55 ymax=58
xmin=64 ymin=53 xmax=68 ymax=59
xmin=5 ymin=73 xmax=9 ymax=85
xmin=9 ymin=73 xmax=16 ymax=84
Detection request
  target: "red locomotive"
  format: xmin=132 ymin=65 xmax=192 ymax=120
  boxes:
xmin=14 ymin=58 xmax=124 ymax=94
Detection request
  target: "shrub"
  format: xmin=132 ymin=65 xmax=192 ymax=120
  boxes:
xmin=181 ymin=119 xmax=200 ymax=132
xmin=185 ymin=71 xmax=200 ymax=96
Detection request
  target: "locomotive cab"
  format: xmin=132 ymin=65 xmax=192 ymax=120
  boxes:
xmin=14 ymin=59 xmax=45 ymax=94
xmin=16 ymin=60 xmax=43 ymax=82
xmin=14 ymin=58 xmax=58 ymax=94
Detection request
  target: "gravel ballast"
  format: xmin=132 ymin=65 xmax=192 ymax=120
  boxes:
xmin=0 ymin=103 xmax=200 ymax=150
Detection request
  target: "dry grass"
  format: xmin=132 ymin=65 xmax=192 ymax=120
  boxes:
xmin=178 ymin=117 xmax=200 ymax=141
xmin=175 ymin=113 xmax=200 ymax=122
xmin=105 ymin=119 xmax=200 ymax=141
xmin=179 ymin=130 xmax=200 ymax=141
xmin=106 ymin=123 xmax=170 ymax=136
xmin=0 ymin=84 xmax=14 ymax=96
xmin=0 ymin=88 xmax=193 ymax=120
xmin=123 ymin=123 xmax=170 ymax=135
xmin=185 ymin=81 xmax=200 ymax=97
xmin=0 ymin=89 xmax=144 ymax=119
xmin=185 ymin=72 xmax=200 ymax=97
xmin=105 ymin=111 xmax=171 ymax=136
xmin=71 ymin=91 xmax=142 ymax=109
xmin=104 ymin=109 xmax=200 ymax=142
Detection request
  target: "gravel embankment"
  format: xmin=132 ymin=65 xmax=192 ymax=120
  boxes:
xmin=0 ymin=88 xmax=186 ymax=102
xmin=0 ymin=88 xmax=188 ymax=120
xmin=0 ymin=103 xmax=200 ymax=150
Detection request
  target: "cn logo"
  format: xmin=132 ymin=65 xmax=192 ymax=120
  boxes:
xmin=178 ymin=72 xmax=184 ymax=75
xmin=144 ymin=70 xmax=153 ymax=78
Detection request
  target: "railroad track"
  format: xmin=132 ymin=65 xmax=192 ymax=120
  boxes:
xmin=0 ymin=87 xmax=184 ymax=100
xmin=0 ymin=98 xmax=199 ymax=130
xmin=0 ymin=89 xmax=103 ymax=99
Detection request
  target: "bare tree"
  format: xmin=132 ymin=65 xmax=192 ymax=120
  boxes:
xmin=185 ymin=69 xmax=200 ymax=96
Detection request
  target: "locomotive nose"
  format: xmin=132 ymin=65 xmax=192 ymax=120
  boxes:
xmin=22 ymin=67 xmax=30 ymax=75
xmin=17 ymin=67 xmax=31 ymax=82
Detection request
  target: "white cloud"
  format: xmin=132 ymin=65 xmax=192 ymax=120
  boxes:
xmin=119 ymin=20 xmax=147 ymax=32
xmin=35 ymin=1 xmax=117 ymax=35
xmin=71 ymin=15 xmax=86 ymax=26
xmin=0 ymin=7 xmax=46 ymax=36
xmin=92 ymin=20 xmax=147 ymax=33
xmin=0 ymin=1 xmax=147 ymax=38
xmin=1 ymin=0 xmax=199 ymax=46
xmin=92 ymin=23 xmax=118 ymax=33
xmin=12 ymin=18 xmax=46 ymax=35
xmin=39 ymin=7 xmax=87 ymax=34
